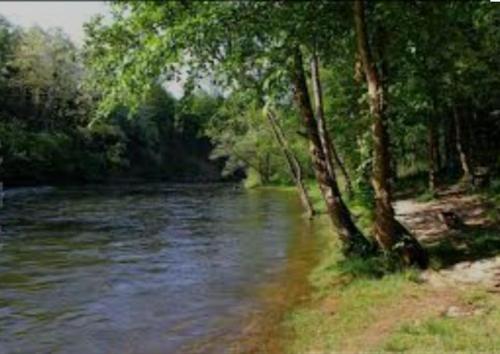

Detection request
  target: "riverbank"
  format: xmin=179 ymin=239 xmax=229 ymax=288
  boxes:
xmin=279 ymin=184 xmax=500 ymax=353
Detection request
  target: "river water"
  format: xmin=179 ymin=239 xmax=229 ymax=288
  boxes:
xmin=0 ymin=184 xmax=321 ymax=354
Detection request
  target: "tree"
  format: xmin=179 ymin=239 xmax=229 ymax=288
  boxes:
xmin=265 ymin=106 xmax=316 ymax=219
xmin=291 ymin=47 xmax=372 ymax=254
xmin=84 ymin=2 xmax=375 ymax=254
xmin=354 ymin=0 xmax=428 ymax=267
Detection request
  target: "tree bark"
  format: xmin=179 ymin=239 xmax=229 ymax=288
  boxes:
xmin=428 ymin=117 xmax=439 ymax=193
xmin=329 ymin=139 xmax=354 ymax=197
xmin=444 ymin=111 xmax=458 ymax=175
xmin=291 ymin=47 xmax=373 ymax=255
xmin=310 ymin=52 xmax=336 ymax=179
xmin=266 ymin=109 xmax=316 ymax=219
xmin=453 ymin=106 xmax=472 ymax=183
xmin=354 ymin=0 xmax=428 ymax=268
xmin=310 ymin=52 xmax=354 ymax=197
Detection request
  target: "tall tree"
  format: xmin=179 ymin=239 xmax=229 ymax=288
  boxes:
xmin=353 ymin=0 xmax=428 ymax=267
xmin=291 ymin=47 xmax=372 ymax=254
xmin=310 ymin=50 xmax=354 ymax=197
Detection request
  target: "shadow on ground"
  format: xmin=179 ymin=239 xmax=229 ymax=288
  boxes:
xmin=425 ymin=224 xmax=500 ymax=269
xmin=395 ymin=186 xmax=500 ymax=270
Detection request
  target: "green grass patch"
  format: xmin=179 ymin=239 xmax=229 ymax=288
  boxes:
xmin=482 ymin=178 xmax=500 ymax=223
xmin=283 ymin=229 xmax=424 ymax=353
xmin=270 ymin=177 xmax=500 ymax=353
xmin=283 ymin=213 xmax=500 ymax=353
xmin=382 ymin=290 xmax=500 ymax=353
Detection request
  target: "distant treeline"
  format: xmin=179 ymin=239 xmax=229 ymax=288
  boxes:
xmin=0 ymin=18 xmax=226 ymax=186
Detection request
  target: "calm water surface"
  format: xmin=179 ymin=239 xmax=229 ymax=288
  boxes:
xmin=0 ymin=184 xmax=319 ymax=354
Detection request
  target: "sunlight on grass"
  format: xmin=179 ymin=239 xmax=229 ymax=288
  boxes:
xmin=383 ymin=295 xmax=500 ymax=353
xmin=283 ymin=229 xmax=424 ymax=353
xmin=283 ymin=214 xmax=500 ymax=353
xmin=266 ymin=180 xmax=500 ymax=354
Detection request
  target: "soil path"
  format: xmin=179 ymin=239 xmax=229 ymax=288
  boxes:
xmin=394 ymin=185 xmax=500 ymax=292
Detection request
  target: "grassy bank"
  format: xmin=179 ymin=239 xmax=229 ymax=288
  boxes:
xmin=282 ymin=232 xmax=500 ymax=353
xmin=270 ymin=183 xmax=500 ymax=353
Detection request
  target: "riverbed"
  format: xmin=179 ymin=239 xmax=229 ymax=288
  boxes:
xmin=0 ymin=183 xmax=321 ymax=354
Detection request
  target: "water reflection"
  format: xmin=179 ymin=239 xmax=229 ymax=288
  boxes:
xmin=0 ymin=184 xmax=319 ymax=354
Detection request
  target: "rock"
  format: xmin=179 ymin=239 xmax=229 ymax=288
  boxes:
xmin=453 ymin=261 xmax=473 ymax=270
xmin=444 ymin=305 xmax=484 ymax=318
xmin=444 ymin=306 xmax=466 ymax=317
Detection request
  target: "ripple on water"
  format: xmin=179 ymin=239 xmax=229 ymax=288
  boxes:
xmin=0 ymin=183 xmax=317 ymax=354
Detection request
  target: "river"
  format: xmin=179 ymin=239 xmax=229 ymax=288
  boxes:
xmin=0 ymin=183 xmax=321 ymax=354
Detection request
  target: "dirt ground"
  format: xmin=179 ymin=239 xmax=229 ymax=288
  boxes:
xmin=395 ymin=185 xmax=500 ymax=292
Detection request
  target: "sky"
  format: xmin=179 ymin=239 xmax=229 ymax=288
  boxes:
xmin=0 ymin=1 xmax=216 ymax=98
xmin=0 ymin=1 xmax=109 ymax=45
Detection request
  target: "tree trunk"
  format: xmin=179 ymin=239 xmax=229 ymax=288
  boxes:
xmin=291 ymin=47 xmax=373 ymax=255
xmin=453 ymin=106 xmax=472 ymax=183
xmin=428 ymin=117 xmax=439 ymax=193
xmin=329 ymin=139 xmax=354 ymax=197
xmin=354 ymin=0 xmax=428 ymax=268
xmin=310 ymin=52 xmax=354 ymax=197
xmin=444 ymin=111 xmax=458 ymax=175
xmin=310 ymin=52 xmax=336 ymax=179
xmin=266 ymin=109 xmax=316 ymax=219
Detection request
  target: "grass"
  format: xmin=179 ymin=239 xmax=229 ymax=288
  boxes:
xmin=282 ymin=214 xmax=500 ymax=353
xmin=482 ymin=178 xmax=500 ymax=223
xmin=283 ymin=231 xmax=425 ymax=353
xmin=260 ymin=178 xmax=500 ymax=353
xmin=382 ymin=289 xmax=500 ymax=353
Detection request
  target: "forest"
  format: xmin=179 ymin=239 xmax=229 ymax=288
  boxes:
xmin=0 ymin=1 xmax=499 ymax=353
xmin=0 ymin=18 xmax=227 ymax=185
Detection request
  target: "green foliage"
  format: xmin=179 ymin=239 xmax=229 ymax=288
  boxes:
xmin=0 ymin=15 xmax=223 ymax=185
xmin=0 ymin=119 xmax=127 ymax=184
xmin=80 ymin=1 xmax=499 ymax=195
xmin=205 ymin=91 xmax=310 ymax=185
xmin=2 ymin=2 xmax=499 ymax=194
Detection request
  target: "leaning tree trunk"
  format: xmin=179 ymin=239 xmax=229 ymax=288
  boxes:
xmin=291 ymin=48 xmax=373 ymax=255
xmin=266 ymin=109 xmax=316 ymax=219
xmin=329 ymin=139 xmax=354 ymax=197
xmin=311 ymin=52 xmax=354 ymax=197
xmin=354 ymin=0 xmax=428 ymax=268
xmin=310 ymin=51 xmax=336 ymax=181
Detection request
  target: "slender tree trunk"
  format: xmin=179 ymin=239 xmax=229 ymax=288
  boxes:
xmin=310 ymin=52 xmax=336 ymax=180
xmin=266 ymin=110 xmax=316 ymax=219
xmin=436 ymin=122 xmax=442 ymax=172
xmin=354 ymin=0 xmax=428 ymax=268
xmin=291 ymin=48 xmax=373 ymax=255
xmin=428 ymin=117 xmax=439 ymax=193
xmin=310 ymin=52 xmax=354 ymax=197
xmin=444 ymin=111 xmax=457 ymax=175
xmin=453 ymin=106 xmax=472 ymax=183
xmin=330 ymin=139 xmax=354 ymax=197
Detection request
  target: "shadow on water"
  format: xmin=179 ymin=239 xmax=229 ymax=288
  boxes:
xmin=0 ymin=183 xmax=322 ymax=354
